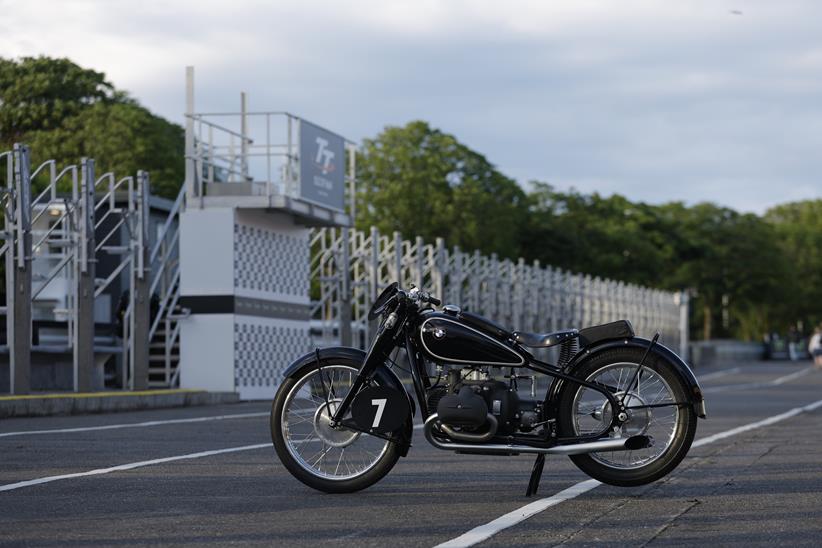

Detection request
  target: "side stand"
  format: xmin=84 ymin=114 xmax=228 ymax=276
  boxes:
xmin=525 ymin=453 xmax=546 ymax=497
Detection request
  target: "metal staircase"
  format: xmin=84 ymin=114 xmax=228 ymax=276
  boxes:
xmin=1 ymin=143 xmax=179 ymax=392
xmin=147 ymin=291 xmax=183 ymax=387
xmin=147 ymin=188 xmax=185 ymax=387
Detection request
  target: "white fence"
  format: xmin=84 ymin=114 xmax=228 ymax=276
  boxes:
xmin=310 ymin=227 xmax=687 ymax=355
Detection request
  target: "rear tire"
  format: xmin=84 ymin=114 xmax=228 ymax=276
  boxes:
xmin=270 ymin=356 xmax=401 ymax=493
xmin=557 ymin=347 xmax=697 ymax=487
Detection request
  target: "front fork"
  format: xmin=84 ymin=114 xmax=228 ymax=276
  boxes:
xmin=329 ymin=314 xmax=398 ymax=426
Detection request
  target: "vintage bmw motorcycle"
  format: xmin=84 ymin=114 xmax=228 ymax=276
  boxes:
xmin=271 ymin=283 xmax=706 ymax=495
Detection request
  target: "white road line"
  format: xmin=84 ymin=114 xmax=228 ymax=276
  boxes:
xmin=436 ymin=479 xmax=601 ymax=548
xmin=0 ymin=422 xmax=426 ymax=492
xmin=692 ymin=398 xmax=822 ymax=448
xmin=698 ymin=367 xmax=742 ymax=381
xmin=771 ymin=367 xmax=814 ymax=385
xmin=0 ymin=443 xmax=271 ymax=492
xmin=434 ymin=396 xmax=822 ymax=548
xmin=0 ymin=412 xmax=270 ymax=438
xmin=702 ymin=366 xmax=814 ymax=394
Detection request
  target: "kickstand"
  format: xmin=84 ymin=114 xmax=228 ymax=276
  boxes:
xmin=525 ymin=454 xmax=546 ymax=497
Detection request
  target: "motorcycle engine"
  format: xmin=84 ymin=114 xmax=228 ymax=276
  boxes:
xmin=435 ymin=367 xmax=542 ymax=435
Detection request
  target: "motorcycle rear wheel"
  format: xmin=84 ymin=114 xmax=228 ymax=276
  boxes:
xmin=556 ymin=347 xmax=697 ymax=486
xmin=270 ymin=358 xmax=401 ymax=493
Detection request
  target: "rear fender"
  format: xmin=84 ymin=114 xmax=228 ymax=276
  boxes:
xmin=546 ymin=337 xmax=706 ymax=419
xmin=282 ymin=347 xmax=416 ymax=455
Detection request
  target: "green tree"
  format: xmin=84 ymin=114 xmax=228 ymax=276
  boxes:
xmin=0 ymin=56 xmax=115 ymax=143
xmin=765 ymin=200 xmax=822 ymax=331
xmin=523 ymin=182 xmax=674 ymax=285
xmin=0 ymin=56 xmax=183 ymax=198
xmin=355 ymin=121 xmax=527 ymax=257
xmin=26 ymin=101 xmax=184 ymax=198
xmin=662 ymin=203 xmax=792 ymax=340
xmin=523 ymin=186 xmax=793 ymax=340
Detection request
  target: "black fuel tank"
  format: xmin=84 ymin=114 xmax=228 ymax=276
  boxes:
xmin=419 ymin=314 xmax=525 ymax=366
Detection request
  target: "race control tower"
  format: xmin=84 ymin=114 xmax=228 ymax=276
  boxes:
xmin=178 ymin=67 xmax=354 ymax=399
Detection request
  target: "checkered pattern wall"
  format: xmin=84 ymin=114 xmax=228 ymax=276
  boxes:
xmin=234 ymin=319 xmax=311 ymax=389
xmin=234 ymin=223 xmax=308 ymax=298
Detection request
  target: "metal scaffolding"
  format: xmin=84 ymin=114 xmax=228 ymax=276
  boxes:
xmin=1 ymin=144 xmax=159 ymax=393
xmin=310 ymin=226 xmax=689 ymax=357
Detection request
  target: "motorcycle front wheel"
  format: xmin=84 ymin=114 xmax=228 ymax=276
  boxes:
xmin=270 ymin=358 xmax=401 ymax=493
xmin=556 ymin=347 xmax=697 ymax=486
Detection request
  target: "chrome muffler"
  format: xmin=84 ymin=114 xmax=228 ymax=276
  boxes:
xmin=423 ymin=413 xmax=652 ymax=456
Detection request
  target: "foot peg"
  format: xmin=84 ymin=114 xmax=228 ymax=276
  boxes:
xmin=525 ymin=454 xmax=546 ymax=497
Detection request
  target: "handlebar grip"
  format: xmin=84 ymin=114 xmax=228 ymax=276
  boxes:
xmin=429 ymin=296 xmax=442 ymax=306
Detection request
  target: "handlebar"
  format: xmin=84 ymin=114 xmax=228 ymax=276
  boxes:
xmin=407 ymin=287 xmax=441 ymax=307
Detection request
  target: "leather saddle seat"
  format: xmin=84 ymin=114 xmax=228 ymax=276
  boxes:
xmin=512 ymin=329 xmax=579 ymax=348
xmin=457 ymin=308 xmax=635 ymax=351
xmin=513 ymin=320 xmax=635 ymax=349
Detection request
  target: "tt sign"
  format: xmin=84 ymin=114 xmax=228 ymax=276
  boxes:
xmin=299 ymin=120 xmax=345 ymax=211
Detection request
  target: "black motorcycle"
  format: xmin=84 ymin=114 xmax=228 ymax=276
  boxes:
xmin=271 ymin=283 xmax=706 ymax=495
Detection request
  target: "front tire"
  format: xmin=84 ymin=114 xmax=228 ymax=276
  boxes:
xmin=270 ymin=357 xmax=401 ymax=493
xmin=557 ymin=347 xmax=697 ymax=486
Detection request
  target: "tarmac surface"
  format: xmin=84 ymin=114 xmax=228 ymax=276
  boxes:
xmin=2 ymin=360 xmax=822 ymax=547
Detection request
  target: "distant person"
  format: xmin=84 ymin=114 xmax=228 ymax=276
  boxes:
xmin=809 ymin=325 xmax=822 ymax=367
xmin=788 ymin=325 xmax=801 ymax=361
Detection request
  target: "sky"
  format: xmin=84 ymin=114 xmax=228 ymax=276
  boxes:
xmin=1 ymin=0 xmax=821 ymax=213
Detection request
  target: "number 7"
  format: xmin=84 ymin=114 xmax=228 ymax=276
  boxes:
xmin=371 ymin=398 xmax=387 ymax=428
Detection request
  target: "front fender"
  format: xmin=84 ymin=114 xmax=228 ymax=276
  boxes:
xmin=282 ymin=346 xmax=368 ymax=378
xmin=548 ymin=337 xmax=706 ymax=418
xmin=282 ymin=346 xmax=416 ymax=455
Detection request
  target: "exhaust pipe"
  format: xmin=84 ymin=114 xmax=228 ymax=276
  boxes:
xmin=423 ymin=414 xmax=653 ymax=456
xmin=439 ymin=414 xmax=498 ymax=443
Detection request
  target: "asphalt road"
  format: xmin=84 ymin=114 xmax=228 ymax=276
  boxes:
xmin=2 ymin=360 xmax=822 ymax=547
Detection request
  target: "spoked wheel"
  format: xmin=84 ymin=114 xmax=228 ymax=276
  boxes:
xmin=270 ymin=359 xmax=401 ymax=493
xmin=557 ymin=348 xmax=697 ymax=486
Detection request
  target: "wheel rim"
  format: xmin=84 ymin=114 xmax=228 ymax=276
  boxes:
xmin=281 ymin=365 xmax=390 ymax=481
xmin=571 ymin=362 xmax=679 ymax=469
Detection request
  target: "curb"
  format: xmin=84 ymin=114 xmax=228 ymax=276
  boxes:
xmin=0 ymin=389 xmax=241 ymax=418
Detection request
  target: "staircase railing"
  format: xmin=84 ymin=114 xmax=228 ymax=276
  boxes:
xmin=25 ymin=156 xmax=80 ymax=334
xmin=90 ymin=166 xmax=152 ymax=389
xmin=0 ymin=149 xmax=15 ymax=345
xmin=1 ymin=144 xmax=157 ymax=392
xmin=185 ymin=110 xmax=300 ymax=202
xmin=147 ymin=186 xmax=185 ymax=387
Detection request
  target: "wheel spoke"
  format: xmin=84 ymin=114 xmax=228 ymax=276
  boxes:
xmin=334 ymin=448 xmax=345 ymax=476
xmin=574 ymin=361 xmax=681 ymax=470
xmin=311 ymin=444 xmax=333 ymax=467
xmin=279 ymin=364 xmax=391 ymax=481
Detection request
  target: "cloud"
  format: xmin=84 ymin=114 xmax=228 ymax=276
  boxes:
xmin=1 ymin=0 xmax=820 ymax=213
